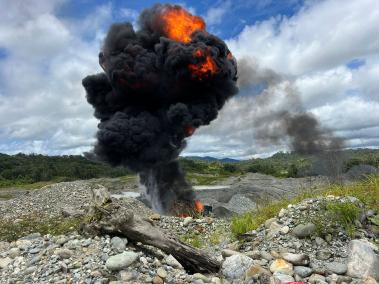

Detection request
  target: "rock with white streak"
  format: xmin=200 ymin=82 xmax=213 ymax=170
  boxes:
xmin=347 ymin=240 xmax=379 ymax=280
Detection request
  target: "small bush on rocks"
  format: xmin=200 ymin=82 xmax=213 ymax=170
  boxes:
xmin=326 ymin=201 xmax=361 ymax=237
xmin=180 ymin=232 xmax=204 ymax=248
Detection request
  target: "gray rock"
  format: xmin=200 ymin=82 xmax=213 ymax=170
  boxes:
xmin=22 ymin=233 xmax=41 ymax=240
xmin=315 ymin=237 xmax=327 ymax=246
xmin=8 ymin=248 xmax=20 ymax=258
xmin=183 ymin=217 xmax=193 ymax=226
xmin=24 ymin=265 xmax=37 ymax=275
xmin=81 ymin=239 xmax=92 ymax=247
xmin=281 ymin=253 xmax=310 ymax=266
xmin=280 ymin=226 xmax=290 ymax=234
xmin=56 ymin=237 xmax=68 ymax=246
xmin=222 ymin=249 xmax=240 ymax=258
xmin=347 ymin=240 xmax=379 ymax=280
xmin=0 ymin=257 xmax=12 ymax=269
xmin=268 ymin=221 xmax=283 ymax=236
xmin=61 ymin=206 xmax=84 ymax=217
xmin=292 ymin=223 xmax=316 ymax=238
xmin=157 ymin=267 xmax=167 ymax=279
xmin=265 ymin=218 xmax=278 ymax=229
xmin=111 ymin=237 xmax=127 ymax=252
xmin=29 ymin=248 xmax=41 ymax=254
xmin=54 ymin=248 xmax=73 ymax=259
xmin=245 ymin=250 xmax=261 ymax=259
xmin=222 ymin=254 xmax=254 ymax=279
xmin=309 ymin=274 xmax=326 ymax=284
xmin=294 ymin=266 xmax=313 ymax=277
xmin=326 ymin=262 xmax=347 ymax=275
xmin=193 ymin=273 xmax=210 ymax=282
xmin=260 ymin=251 xmax=274 ymax=261
xmin=316 ymin=249 xmax=332 ymax=260
xmin=273 ymin=272 xmax=295 ymax=284
xmin=105 ymin=251 xmax=138 ymax=271
xmin=165 ymin=254 xmax=183 ymax=269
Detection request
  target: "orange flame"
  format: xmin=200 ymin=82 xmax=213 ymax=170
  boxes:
xmin=195 ymin=200 xmax=204 ymax=213
xmin=188 ymin=49 xmax=217 ymax=78
xmin=160 ymin=7 xmax=205 ymax=43
xmin=184 ymin=125 xmax=195 ymax=137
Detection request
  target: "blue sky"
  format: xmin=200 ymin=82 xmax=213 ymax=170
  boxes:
xmin=55 ymin=0 xmax=305 ymax=39
xmin=0 ymin=0 xmax=379 ymax=158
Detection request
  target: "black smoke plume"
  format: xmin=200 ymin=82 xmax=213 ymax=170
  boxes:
xmin=82 ymin=4 xmax=238 ymax=213
xmin=238 ymin=57 xmax=345 ymax=178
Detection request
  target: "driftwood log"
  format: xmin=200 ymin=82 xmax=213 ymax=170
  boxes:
xmin=80 ymin=186 xmax=221 ymax=273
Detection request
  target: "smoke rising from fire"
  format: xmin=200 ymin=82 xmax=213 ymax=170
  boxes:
xmin=82 ymin=4 xmax=238 ymax=213
xmin=237 ymin=57 xmax=344 ymax=156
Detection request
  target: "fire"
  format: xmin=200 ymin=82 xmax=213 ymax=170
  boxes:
xmin=160 ymin=7 xmax=205 ymax=43
xmin=173 ymin=200 xmax=204 ymax=217
xmin=188 ymin=49 xmax=217 ymax=78
xmin=194 ymin=200 xmax=204 ymax=213
xmin=184 ymin=125 xmax=195 ymax=137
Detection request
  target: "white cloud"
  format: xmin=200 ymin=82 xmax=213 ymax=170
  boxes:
xmin=227 ymin=0 xmax=379 ymax=75
xmin=0 ymin=0 xmax=105 ymax=155
xmin=204 ymin=1 xmax=231 ymax=26
xmin=184 ymin=0 xmax=379 ymax=157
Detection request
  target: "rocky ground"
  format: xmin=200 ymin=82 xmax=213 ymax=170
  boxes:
xmin=0 ymin=180 xmax=378 ymax=283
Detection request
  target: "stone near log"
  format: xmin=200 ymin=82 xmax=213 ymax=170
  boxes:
xmin=245 ymin=250 xmax=261 ymax=259
xmin=156 ymin=267 xmax=167 ymax=279
xmin=61 ymin=206 xmax=85 ymax=218
xmin=150 ymin=213 xmax=161 ymax=220
xmin=111 ymin=236 xmax=127 ymax=252
xmin=152 ymin=276 xmax=163 ymax=284
xmin=347 ymin=239 xmax=379 ymax=280
xmin=222 ymin=254 xmax=254 ymax=279
xmin=105 ymin=251 xmax=138 ymax=271
xmin=222 ymin=249 xmax=240 ymax=258
xmin=165 ymin=254 xmax=183 ymax=269
xmin=193 ymin=273 xmax=210 ymax=282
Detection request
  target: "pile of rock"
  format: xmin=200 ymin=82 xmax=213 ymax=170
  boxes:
xmin=0 ymin=181 xmax=154 ymax=221
xmin=0 ymin=232 xmax=203 ymax=283
xmin=221 ymin=196 xmax=379 ymax=283
xmin=0 ymin=182 xmax=378 ymax=284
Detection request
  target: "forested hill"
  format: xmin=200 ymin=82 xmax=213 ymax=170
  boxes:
xmin=0 ymin=153 xmax=131 ymax=187
xmin=0 ymin=149 xmax=378 ymax=188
